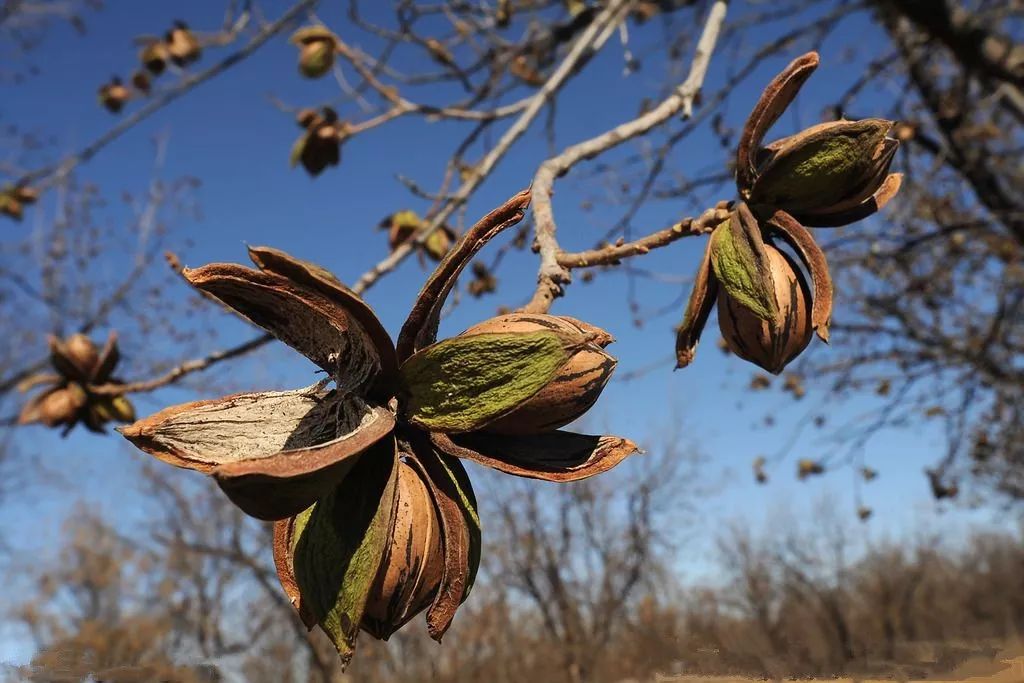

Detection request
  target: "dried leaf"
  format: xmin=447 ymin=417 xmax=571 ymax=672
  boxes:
xmin=400 ymin=330 xmax=576 ymax=433
xmin=432 ymin=430 xmax=638 ymax=482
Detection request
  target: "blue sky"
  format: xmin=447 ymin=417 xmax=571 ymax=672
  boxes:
xmin=1 ymin=0 xmax=1016 ymax=666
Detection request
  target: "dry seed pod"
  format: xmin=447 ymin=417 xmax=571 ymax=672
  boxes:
xmin=291 ymin=119 xmax=342 ymax=177
xmin=14 ymin=186 xmax=38 ymax=204
xmin=380 ymin=210 xmax=422 ymax=251
xmin=131 ymin=70 xmax=151 ymax=95
xmin=718 ymin=244 xmax=812 ymax=374
xmin=37 ymin=384 xmax=88 ymax=427
xmin=139 ymin=39 xmax=170 ymax=74
xmin=166 ymin=21 xmax=201 ymax=66
xmin=296 ymin=108 xmax=321 ymax=129
xmin=736 ymin=53 xmax=902 ymax=228
xmin=362 ymin=457 xmax=444 ymax=638
xmin=0 ymin=198 xmax=22 ymax=220
xmin=753 ymin=456 xmax=768 ymax=484
xmin=797 ymin=458 xmax=824 ymax=479
xmin=750 ymin=119 xmax=897 ymax=217
xmin=423 ymin=225 xmax=456 ymax=262
xmin=62 ymin=333 xmax=100 ymax=377
xmin=457 ymin=314 xmax=616 ymax=435
xmin=466 ymin=262 xmax=497 ymax=298
xmin=98 ymin=77 xmax=130 ymax=113
xmin=291 ymin=26 xmax=339 ymax=79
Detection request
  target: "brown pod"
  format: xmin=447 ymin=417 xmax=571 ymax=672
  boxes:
xmin=39 ymin=384 xmax=87 ymax=427
xmin=140 ymin=41 xmax=170 ymax=75
xmin=299 ymin=40 xmax=335 ymax=79
xmin=362 ymin=457 xmax=444 ymax=639
xmin=63 ymin=333 xmax=100 ymax=378
xmin=459 ymin=314 xmax=617 ymax=435
xmin=166 ymin=21 xmax=201 ymax=66
xmin=717 ymin=245 xmax=812 ymax=374
xmin=99 ymin=78 xmax=130 ymax=113
xmin=131 ymin=70 xmax=151 ymax=95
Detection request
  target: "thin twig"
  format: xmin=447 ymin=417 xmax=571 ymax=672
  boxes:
xmin=91 ymin=334 xmax=272 ymax=395
xmin=522 ymin=0 xmax=729 ymax=313
xmin=349 ymin=0 xmax=634 ymax=295
xmin=15 ymin=0 xmax=317 ymax=189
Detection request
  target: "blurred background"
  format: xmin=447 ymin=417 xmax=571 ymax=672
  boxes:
xmin=0 ymin=1 xmax=1021 ymax=681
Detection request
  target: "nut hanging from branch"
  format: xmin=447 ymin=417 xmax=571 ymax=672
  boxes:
xmin=117 ymin=190 xmax=637 ymax=669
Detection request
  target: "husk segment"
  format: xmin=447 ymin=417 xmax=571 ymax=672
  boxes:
xmin=279 ymin=439 xmax=400 ymax=668
xmin=360 ymin=454 xmax=443 ymax=640
xmin=709 ymin=206 xmax=779 ymax=324
xmin=749 ymin=119 xmax=894 ymax=213
xmin=414 ymin=440 xmax=481 ymax=641
xmin=396 ymin=189 xmax=532 ymax=362
xmin=675 ymin=236 xmax=719 ymax=369
xmin=736 ymin=52 xmax=819 ymax=193
xmin=793 ymin=172 xmax=903 ymax=228
xmin=119 ymin=385 xmax=395 ymax=520
xmin=766 ymin=210 xmax=834 ymax=342
xmin=432 ymin=430 xmax=639 ymax=482
xmin=246 ymin=246 xmax=398 ymax=398
xmin=400 ymin=330 xmax=579 ymax=433
xmin=185 ymin=264 xmax=382 ymax=394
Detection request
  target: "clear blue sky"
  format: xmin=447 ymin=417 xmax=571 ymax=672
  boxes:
xmin=0 ymin=0 xmax=1014 ymax=666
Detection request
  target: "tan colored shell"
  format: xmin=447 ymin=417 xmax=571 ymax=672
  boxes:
xmin=166 ymin=23 xmax=201 ymax=66
xmin=298 ymin=41 xmax=336 ymax=78
xmin=139 ymin=40 xmax=170 ymax=74
xmin=63 ymin=334 xmax=100 ymax=377
xmin=37 ymin=385 xmax=87 ymax=426
xmin=458 ymin=313 xmax=616 ymax=435
xmin=717 ymin=245 xmax=812 ymax=374
xmin=362 ymin=457 xmax=444 ymax=639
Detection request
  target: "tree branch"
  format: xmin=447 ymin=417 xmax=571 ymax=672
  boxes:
xmin=521 ymin=0 xmax=729 ymax=314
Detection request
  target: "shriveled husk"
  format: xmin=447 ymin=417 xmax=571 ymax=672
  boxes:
xmin=361 ymin=457 xmax=444 ymax=639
